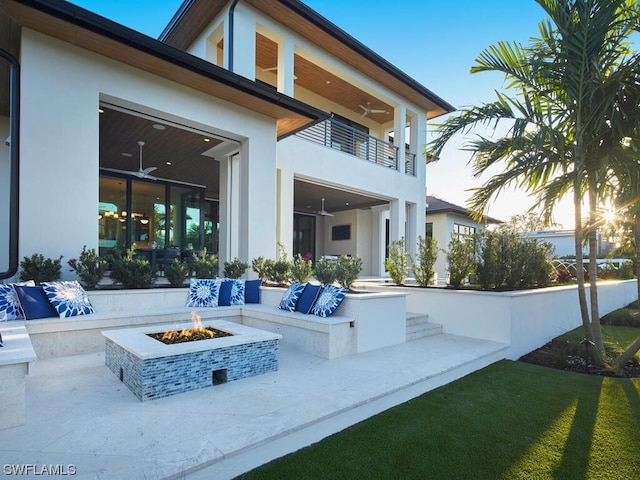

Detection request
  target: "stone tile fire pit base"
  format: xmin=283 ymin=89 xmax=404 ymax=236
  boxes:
xmin=103 ymin=319 xmax=281 ymax=401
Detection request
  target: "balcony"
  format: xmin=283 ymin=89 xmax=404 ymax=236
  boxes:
xmin=295 ymin=118 xmax=416 ymax=176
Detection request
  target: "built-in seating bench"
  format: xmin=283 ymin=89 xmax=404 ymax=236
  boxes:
xmin=0 ymin=323 xmax=37 ymax=430
xmin=3 ymin=285 xmax=406 ymax=361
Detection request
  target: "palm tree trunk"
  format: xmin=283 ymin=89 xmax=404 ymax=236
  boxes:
xmin=587 ymin=176 xmax=605 ymax=362
xmin=574 ymin=181 xmax=595 ymax=350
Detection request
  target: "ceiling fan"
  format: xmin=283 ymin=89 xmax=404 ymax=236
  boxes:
xmin=316 ymin=198 xmax=334 ymax=217
xmin=359 ymin=101 xmax=387 ymax=117
xmin=103 ymin=140 xmax=158 ymax=180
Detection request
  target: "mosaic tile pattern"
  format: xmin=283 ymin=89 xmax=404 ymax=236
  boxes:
xmin=105 ymin=338 xmax=279 ymax=401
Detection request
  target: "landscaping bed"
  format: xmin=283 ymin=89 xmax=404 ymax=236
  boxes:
xmin=519 ymin=303 xmax=640 ymax=378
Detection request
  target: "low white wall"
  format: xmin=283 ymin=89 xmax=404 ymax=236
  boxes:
xmin=366 ymin=280 xmax=637 ymax=360
xmin=261 ymin=286 xmax=406 ymax=353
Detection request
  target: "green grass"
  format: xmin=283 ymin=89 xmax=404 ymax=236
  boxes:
xmin=558 ymin=325 xmax=640 ymax=362
xmin=236 ymin=361 xmax=640 ymax=480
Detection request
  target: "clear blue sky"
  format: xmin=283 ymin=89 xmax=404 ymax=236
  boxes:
xmin=70 ymin=0 xmax=571 ymax=225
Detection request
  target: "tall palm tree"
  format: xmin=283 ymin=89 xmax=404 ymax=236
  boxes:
xmin=428 ymin=0 xmax=640 ymax=367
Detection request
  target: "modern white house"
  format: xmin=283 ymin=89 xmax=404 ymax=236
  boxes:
xmin=425 ymin=196 xmax=501 ymax=285
xmin=0 ymin=0 xmax=454 ymax=281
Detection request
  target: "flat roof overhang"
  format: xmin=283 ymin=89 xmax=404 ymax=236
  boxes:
xmin=0 ymin=0 xmax=329 ymax=138
xmin=161 ymin=0 xmax=455 ymax=120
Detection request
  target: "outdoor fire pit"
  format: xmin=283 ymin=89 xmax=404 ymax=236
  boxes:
xmin=103 ymin=312 xmax=281 ymax=401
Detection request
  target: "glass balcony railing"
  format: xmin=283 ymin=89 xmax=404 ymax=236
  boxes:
xmin=295 ymin=118 xmax=416 ymax=176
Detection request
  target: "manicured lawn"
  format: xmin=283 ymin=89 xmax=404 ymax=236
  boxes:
xmin=237 ymin=360 xmax=640 ymax=480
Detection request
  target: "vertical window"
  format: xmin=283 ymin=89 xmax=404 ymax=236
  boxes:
xmin=426 ymin=222 xmax=433 ymax=240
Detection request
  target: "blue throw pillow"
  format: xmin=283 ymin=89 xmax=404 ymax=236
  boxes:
xmin=295 ymin=283 xmax=322 ymax=314
xmin=42 ymin=280 xmax=94 ymax=318
xmin=0 ymin=280 xmax=35 ymax=321
xmin=218 ymin=279 xmax=245 ymax=306
xmin=186 ymin=278 xmax=221 ymax=307
xmin=14 ymin=285 xmax=59 ymax=320
xmin=278 ymin=283 xmax=306 ymax=312
xmin=311 ymin=284 xmax=348 ymax=317
xmin=244 ymin=279 xmax=262 ymax=304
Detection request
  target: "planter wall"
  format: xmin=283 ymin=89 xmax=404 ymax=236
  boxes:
xmin=364 ymin=280 xmax=637 ymax=360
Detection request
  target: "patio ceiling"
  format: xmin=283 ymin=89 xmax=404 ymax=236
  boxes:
xmin=99 ymin=107 xmax=388 ymax=214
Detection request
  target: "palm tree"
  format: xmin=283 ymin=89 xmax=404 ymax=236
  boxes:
xmin=428 ymin=0 xmax=640 ymax=367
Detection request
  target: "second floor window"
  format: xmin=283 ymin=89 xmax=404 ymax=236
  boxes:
xmin=453 ymin=223 xmax=476 ymax=241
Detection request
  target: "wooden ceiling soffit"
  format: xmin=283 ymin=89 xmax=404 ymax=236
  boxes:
xmin=1 ymin=0 xmax=327 ymax=138
xmin=244 ymin=0 xmax=454 ymax=119
xmin=160 ymin=0 xmax=227 ymax=50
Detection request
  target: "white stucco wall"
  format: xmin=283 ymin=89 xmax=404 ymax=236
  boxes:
xmin=18 ymin=29 xmax=278 ymax=279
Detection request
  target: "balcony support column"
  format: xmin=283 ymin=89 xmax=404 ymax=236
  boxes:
xmin=393 ymin=105 xmax=406 ymax=171
xmin=276 ymin=168 xmax=294 ymax=255
xmin=370 ymin=205 xmax=389 ymax=276
xmin=277 ymin=40 xmax=295 ymax=96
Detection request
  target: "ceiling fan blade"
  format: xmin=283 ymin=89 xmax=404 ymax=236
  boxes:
xmin=370 ymin=109 xmax=386 ymax=114
xmin=143 ymin=166 xmax=157 ymax=174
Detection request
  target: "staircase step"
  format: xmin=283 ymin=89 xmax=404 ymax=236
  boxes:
xmin=406 ymin=312 xmax=442 ymax=341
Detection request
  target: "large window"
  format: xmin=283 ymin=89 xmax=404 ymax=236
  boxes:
xmin=98 ymin=174 xmax=218 ymax=256
xmin=293 ymin=213 xmax=316 ymax=260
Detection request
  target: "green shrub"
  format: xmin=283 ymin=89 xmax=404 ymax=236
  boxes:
xmin=252 ymin=256 xmax=269 ymax=280
xmin=164 ymin=259 xmax=189 ymax=287
xmin=385 ymin=238 xmax=408 ymax=285
xmin=108 ymin=247 xmax=156 ymax=289
xmin=20 ymin=253 xmax=63 ymax=284
xmin=290 ymin=254 xmax=313 ymax=283
xmin=313 ymin=258 xmax=337 ymax=286
xmin=335 ymin=255 xmax=363 ymax=290
xmin=223 ymin=257 xmax=249 ymax=279
xmin=447 ymin=235 xmax=475 ymax=288
xmin=67 ymin=246 xmax=108 ymax=289
xmin=192 ymin=248 xmax=218 ymax=278
xmin=264 ymin=248 xmax=290 ymax=285
xmin=412 ymin=236 xmax=439 ymax=287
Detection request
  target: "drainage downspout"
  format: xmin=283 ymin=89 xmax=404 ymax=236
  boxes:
xmin=227 ymin=0 xmax=240 ymax=72
xmin=0 ymin=48 xmax=20 ymax=280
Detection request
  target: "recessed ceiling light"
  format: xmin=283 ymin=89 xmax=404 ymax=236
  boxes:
xmin=166 ymin=161 xmax=172 ymax=165
xmin=345 ymin=202 xmax=349 ymax=206
xmin=204 ymin=138 xmax=211 ymax=142
xmin=98 ymin=108 xmax=104 ymax=114
xmin=326 ymin=80 xmax=331 ymax=84
xmin=121 ymin=153 xmax=133 ymax=157
xmin=152 ymin=124 xmax=166 ymax=130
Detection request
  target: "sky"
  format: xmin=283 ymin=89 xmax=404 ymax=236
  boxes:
xmin=70 ymin=0 xmax=576 ymax=227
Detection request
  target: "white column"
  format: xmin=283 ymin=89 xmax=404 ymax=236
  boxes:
xmin=389 ymin=198 xmax=406 ymax=246
xmin=218 ymin=154 xmax=240 ymax=271
xmin=370 ymin=205 xmax=389 ymax=276
xmin=236 ymin=135 xmax=278 ymax=274
xmin=277 ymin=40 xmax=295 ymax=96
xmin=393 ymin=105 xmax=406 ymax=171
xmin=226 ymin=5 xmax=256 ymax=79
xmin=276 ymin=168 xmax=294 ymax=255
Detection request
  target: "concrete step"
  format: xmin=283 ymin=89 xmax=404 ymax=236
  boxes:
xmin=406 ymin=312 xmax=442 ymax=341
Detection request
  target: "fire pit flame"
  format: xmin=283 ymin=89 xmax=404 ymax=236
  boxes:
xmin=147 ymin=311 xmax=234 ymax=345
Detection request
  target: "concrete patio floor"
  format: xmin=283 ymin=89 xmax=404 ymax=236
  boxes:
xmin=0 ymin=333 xmax=508 ymax=480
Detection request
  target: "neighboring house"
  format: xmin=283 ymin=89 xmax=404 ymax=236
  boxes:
xmin=425 ymin=196 xmax=500 ymax=285
xmin=520 ymin=229 xmax=614 ymax=257
xmin=0 ymin=0 xmax=454 ymax=281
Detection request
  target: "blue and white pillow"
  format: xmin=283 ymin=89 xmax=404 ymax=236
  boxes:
xmin=278 ymin=283 xmax=306 ymax=312
xmin=42 ymin=281 xmax=94 ymax=318
xmin=0 ymin=280 xmax=35 ymax=321
xmin=311 ymin=284 xmax=348 ymax=317
xmin=295 ymin=283 xmax=322 ymax=314
xmin=186 ymin=278 xmax=221 ymax=307
xmin=218 ymin=279 xmax=246 ymax=306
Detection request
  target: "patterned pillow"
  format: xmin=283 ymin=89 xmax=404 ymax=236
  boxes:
xmin=311 ymin=284 xmax=348 ymax=317
xmin=0 ymin=280 xmax=35 ymax=320
xmin=278 ymin=283 xmax=306 ymax=312
xmin=295 ymin=283 xmax=322 ymax=314
xmin=42 ymin=281 xmax=95 ymax=318
xmin=218 ymin=279 xmax=245 ymax=306
xmin=186 ymin=278 xmax=221 ymax=307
